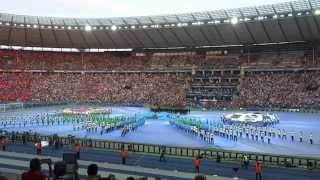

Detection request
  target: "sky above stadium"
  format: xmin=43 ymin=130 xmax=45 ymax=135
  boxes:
xmin=1 ymin=0 xmax=292 ymax=18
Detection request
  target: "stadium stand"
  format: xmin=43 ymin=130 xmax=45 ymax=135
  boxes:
xmin=239 ymin=71 xmax=320 ymax=108
xmin=0 ymin=150 xmax=234 ymax=180
xmin=30 ymin=73 xmax=188 ymax=108
xmin=0 ymin=72 xmax=31 ymax=102
xmin=0 ymin=48 xmax=319 ymax=109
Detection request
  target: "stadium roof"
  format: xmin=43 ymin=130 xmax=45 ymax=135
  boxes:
xmin=0 ymin=0 xmax=320 ymax=50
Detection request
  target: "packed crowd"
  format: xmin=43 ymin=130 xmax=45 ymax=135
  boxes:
xmin=0 ymin=71 xmax=190 ymax=108
xmin=0 ymin=50 xmax=151 ymax=71
xmin=1 ymin=70 xmax=319 ymax=109
xmin=0 ymin=72 xmax=31 ymax=102
xmin=0 ymin=46 xmax=314 ymax=74
xmin=150 ymin=54 xmax=239 ymax=69
xmin=0 ymin=70 xmax=319 ymax=109
xmin=240 ymin=51 xmax=317 ymax=68
xmin=0 ymin=49 xmax=319 ymax=71
xmin=29 ymin=73 xmax=189 ymax=108
xmin=0 ymin=49 xmax=241 ymax=71
xmin=1 ymin=49 xmax=320 ymax=109
xmin=239 ymin=71 xmax=320 ymax=108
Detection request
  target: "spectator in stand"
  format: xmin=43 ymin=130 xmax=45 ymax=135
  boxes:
xmin=87 ymin=164 xmax=99 ymax=180
xmin=21 ymin=158 xmax=46 ymax=180
xmin=52 ymin=161 xmax=75 ymax=180
xmin=194 ymin=175 xmax=206 ymax=180
xmin=106 ymin=174 xmax=116 ymax=180
xmin=0 ymin=176 xmax=9 ymax=180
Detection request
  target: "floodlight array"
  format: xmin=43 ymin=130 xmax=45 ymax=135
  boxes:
xmin=0 ymin=0 xmax=319 ymax=31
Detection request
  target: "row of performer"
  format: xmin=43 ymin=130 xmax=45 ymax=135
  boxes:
xmin=170 ymin=119 xmax=316 ymax=145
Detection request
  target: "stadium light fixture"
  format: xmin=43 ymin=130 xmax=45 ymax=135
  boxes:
xmin=258 ymin=16 xmax=264 ymax=20
xmin=156 ymin=24 xmax=161 ymax=28
xmin=214 ymin=20 xmax=221 ymax=24
xmin=192 ymin=21 xmax=203 ymax=26
xmin=231 ymin=17 xmax=238 ymax=25
xmin=111 ymin=25 xmax=117 ymax=31
xmin=131 ymin=25 xmax=136 ymax=29
xmin=315 ymin=9 xmax=320 ymax=15
xmin=85 ymin=25 xmax=92 ymax=31
xmin=67 ymin=26 xmax=72 ymax=30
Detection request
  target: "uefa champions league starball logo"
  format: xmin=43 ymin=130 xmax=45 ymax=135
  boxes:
xmin=221 ymin=112 xmax=279 ymax=126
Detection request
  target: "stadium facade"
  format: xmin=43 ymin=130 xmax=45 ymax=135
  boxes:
xmin=0 ymin=0 xmax=319 ymax=50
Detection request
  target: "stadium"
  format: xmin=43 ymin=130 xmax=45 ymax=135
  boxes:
xmin=0 ymin=0 xmax=320 ymax=179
